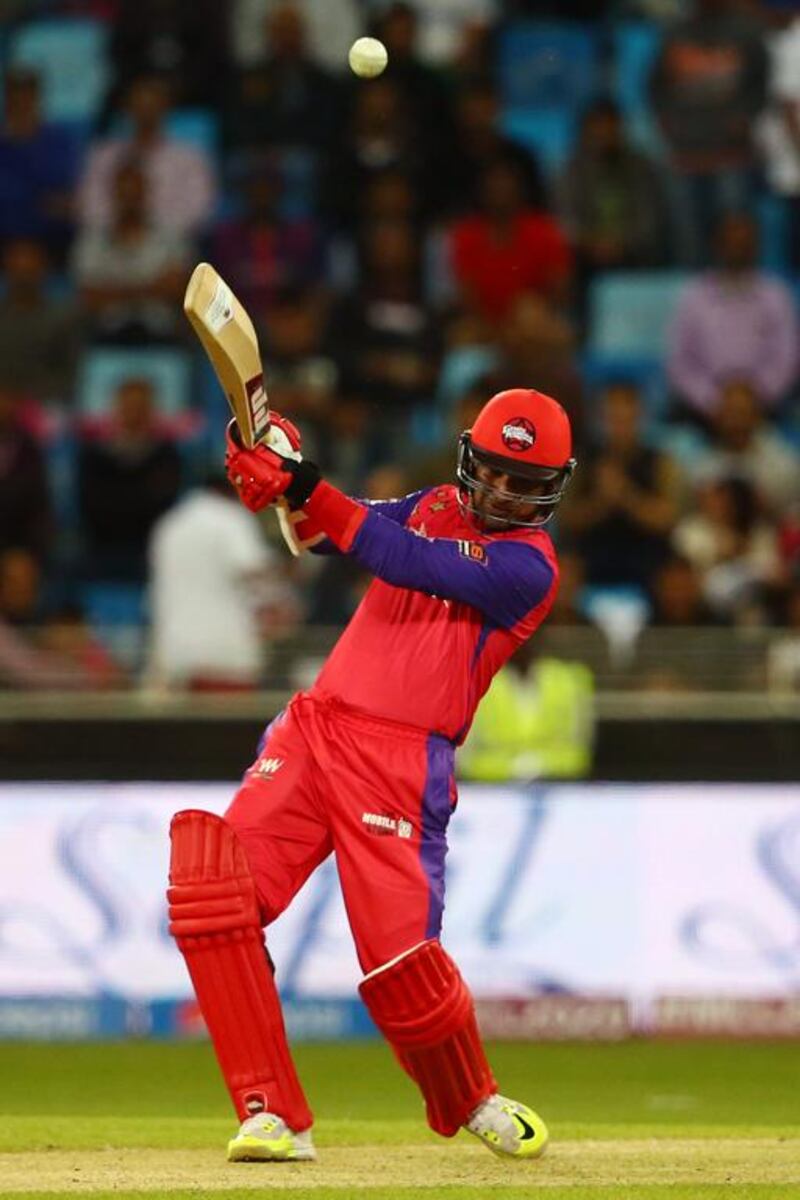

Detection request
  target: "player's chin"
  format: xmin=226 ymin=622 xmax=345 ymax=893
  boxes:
xmin=474 ymin=507 xmax=517 ymax=532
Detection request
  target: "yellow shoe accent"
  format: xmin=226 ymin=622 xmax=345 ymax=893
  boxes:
xmin=227 ymin=1113 xmax=316 ymax=1162
xmin=465 ymin=1094 xmax=549 ymax=1160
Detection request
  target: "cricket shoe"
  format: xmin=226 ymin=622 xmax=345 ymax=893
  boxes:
xmin=464 ymin=1094 xmax=549 ymax=1160
xmin=227 ymin=1112 xmax=317 ymax=1162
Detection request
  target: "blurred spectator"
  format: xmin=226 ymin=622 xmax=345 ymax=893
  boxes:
xmin=370 ymin=0 xmax=498 ymax=66
xmin=332 ymin=218 xmax=441 ymax=433
xmin=373 ymin=3 xmax=454 ymax=171
xmin=73 ymin=159 xmax=189 ymax=344
xmin=459 ymin=638 xmax=595 ymax=781
xmin=0 ymin=238 xmax=82 ymax=405
xmin=492 ymin=293 xmax=585 ymax=451
xmin=0 ymin=551 xmax=113 ymax=690
xmin=106 ymin=0 xmax=229 ymax=110
xmin=0 ymin=67 xmax=79 ymax=259
xmin=324 ymin=77 xmax=428 ymax=231
xmin=448 ymin=159 xmax=572 ymax=326
xmin=557 ymin=98 xmax=669 ymax=297
xmin=443 ymin=77 xmax=547 ymax=215
xmin=80 ymin=74 xmax=216 ymax=237
xmin=37 ymin=604 xmax=124 ymax=690
xmin=147 ymin=474 xmax=282 ymax=691
xmin=648 ymin=552 xmax=719 ymax=625
xmin=757 ymin=5 xmax=800 ymax=269
xmin=667 ymin=211 xmax=798 ymax=424
xmin=672 ymin=476 xmax=781 ymax=620
xmin=548 ymin=549 xmax=591 ymax=627
xmin=690 ymin=379 xmax=800 ymax=513
xmin=650 ymin=0 xmax=768 ymax=265
xmin=0 ymin=547 xmax=42 ymax=626
xmin=560 ymin=381 xmax=681 ymax=589
xmin=406 ymin=380 xmax=486 ymax=490
xmin=0 ymin=390 xmax=51 ymax=559
xmin=261 ymin=286 xmax=338 ymax=467
xmin=211 ymin=155 xmax=326 ymax=315
xmin=438 ymin=296 xmax=584 ymax=450
xmin=231 ymin=0 xmax=360 ymax=73
xmin=78 ymin=378 xmax=182 ymax=582
xmin=226 ymin=2 xmax=340 ymax=156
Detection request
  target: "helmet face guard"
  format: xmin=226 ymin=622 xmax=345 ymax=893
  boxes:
xmin=456 ymin=431 xmax=575 ymax=530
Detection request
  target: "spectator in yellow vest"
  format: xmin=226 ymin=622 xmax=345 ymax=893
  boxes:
xmin=459 ymin=639 xmax=594 ymax=782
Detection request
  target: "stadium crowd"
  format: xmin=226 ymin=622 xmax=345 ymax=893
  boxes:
xmin=2 ymin=0 xmax=800 ymax=691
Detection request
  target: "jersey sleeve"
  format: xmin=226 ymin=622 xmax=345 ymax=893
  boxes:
xmin=308 ymin=489 xmax=430 ymax=555
xmin=352 ymin=510 xmax=554 ymax=628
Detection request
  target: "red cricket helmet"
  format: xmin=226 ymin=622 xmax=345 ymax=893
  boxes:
xmin=456 ymin=388 xmax=576 ymax=529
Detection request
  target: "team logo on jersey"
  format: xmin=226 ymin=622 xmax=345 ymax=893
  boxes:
xmin=458 ymin=540 xmax=487 ymax=565
xmin=502 ymin=417 xmax=536 ymax=452
xmin=362 ymin=812 xmax=413 ymax=839
xmin=255 ymin=756 xmax=284 ymax=778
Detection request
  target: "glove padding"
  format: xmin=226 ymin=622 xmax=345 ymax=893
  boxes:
xmin=226 ymin=421 xmax=295 ymax=512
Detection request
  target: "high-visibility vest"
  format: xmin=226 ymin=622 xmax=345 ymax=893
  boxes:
xmin=459 ymin=658 xmax=595 ymax=781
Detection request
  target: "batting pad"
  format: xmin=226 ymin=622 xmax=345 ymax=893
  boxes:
xmin=167 ymin=809 xmax=312 ymax=1131
xmin=359 ymin=939 xmax=497 ymax=1136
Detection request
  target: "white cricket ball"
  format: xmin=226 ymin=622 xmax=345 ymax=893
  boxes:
xmin=348 ymin=37 xmax=388 ymax=79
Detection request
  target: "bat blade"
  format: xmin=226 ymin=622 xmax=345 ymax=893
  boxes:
xmin=184 ymin=262 xmax=270 ymax=450
xmin=184 ymin=262 xmax=304 ymax=555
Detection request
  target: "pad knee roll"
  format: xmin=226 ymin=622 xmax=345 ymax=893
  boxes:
xmin=359 ymin=939 xmax=496 ymax=1137
xmin=168 ymin=810 xmax=312 ymax=1131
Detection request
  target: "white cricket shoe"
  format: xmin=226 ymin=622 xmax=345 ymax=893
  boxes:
xmin=464 ymin=1093 xmax=549 ymax=1159
xmin=227 ymin=1112 xmax=317 ymax=1162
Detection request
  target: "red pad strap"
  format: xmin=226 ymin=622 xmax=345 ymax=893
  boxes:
xmin=302 ymin=479 xmax=367 ymax=551
xmin=168 ymin=810 xmax=312 ymax=1130
xmin=359 ymin=940 xmax=496 ymax=1137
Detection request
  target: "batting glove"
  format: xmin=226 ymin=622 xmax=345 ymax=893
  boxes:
xmin=225 ymin=420 xmax=320 ymax=512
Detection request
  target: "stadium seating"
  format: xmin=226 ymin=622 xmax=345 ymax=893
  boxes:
xmin=498 ymin=22 xmax=600 ymax=113
xmin=611 ymin=21 xmax=664 ymax=153
xmin=7 ymin=18 xmax=109 ymax=122
xmin=588 ymin=271 xmax=689 ymax=361
xmin=498 ymin=21 xmax=599 ymax=179
xmin=78 ymin=347 xmax=192 ymax=419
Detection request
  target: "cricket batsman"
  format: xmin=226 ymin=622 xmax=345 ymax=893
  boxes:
xmin=167 ymin=387 xmax=575 ymax=1163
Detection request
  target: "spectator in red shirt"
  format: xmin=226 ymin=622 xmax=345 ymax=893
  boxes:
xmin=448 ymin=158 xmax=572 ymax=326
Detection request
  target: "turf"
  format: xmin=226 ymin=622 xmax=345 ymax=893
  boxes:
xmin=0 ymin=1040 xmax=798 ymax=1198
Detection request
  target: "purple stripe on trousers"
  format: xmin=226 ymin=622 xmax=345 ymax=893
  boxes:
xmin=420 ymin=734 xmax=455 ymax=939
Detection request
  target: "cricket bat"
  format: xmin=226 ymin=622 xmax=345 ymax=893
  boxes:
xmin=183 ymin=262 xmax=304 ymax=555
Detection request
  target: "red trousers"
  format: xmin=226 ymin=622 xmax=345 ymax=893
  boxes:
xmin=225 ymin=692 xmax=457 ymax=973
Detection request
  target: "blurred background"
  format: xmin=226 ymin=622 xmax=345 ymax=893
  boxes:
xmin=0 ymin=0 xmax=799 ymax=1045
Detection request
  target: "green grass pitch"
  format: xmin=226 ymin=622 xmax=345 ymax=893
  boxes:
xmin=1 ymin=1039 xmax=798 ymax=1199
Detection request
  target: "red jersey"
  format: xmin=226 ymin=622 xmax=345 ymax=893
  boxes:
xmin=310 ymin=484 xmax=558 ymax=743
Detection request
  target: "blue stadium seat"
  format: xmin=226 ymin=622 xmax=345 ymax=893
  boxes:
xmin=79 ymin=582 xmax=148 ymax=669
xmin=500 ymin=109 xmax=577 ymax=178
xmin=588 ymin=271 xmax=690 ymax=361
xmin=166 ymin=108 xmax=220 ymax=156
xmin=8 ymin=18 xmax=109 ymax=122
xmin=80 ymin=582 xmax=146 ymax=628
xmin=498 ymin=22 xmax=599 ymax=114
xmin=78 ymin=348 xmax=192 ymax=418
xmin=612 ymin=21 xmax=664 ymax=152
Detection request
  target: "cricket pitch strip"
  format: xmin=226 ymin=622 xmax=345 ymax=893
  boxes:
xmin=1 ymin=1137 xmax=798 ymax=1193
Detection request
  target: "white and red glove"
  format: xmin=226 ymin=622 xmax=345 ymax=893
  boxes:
xmin=263 ymin=410 xmax=303 ymax=462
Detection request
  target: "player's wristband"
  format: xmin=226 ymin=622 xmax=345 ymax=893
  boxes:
xmin=302 ymin=479 xmax=367 ymax=551
xmin=284 ymin=459 xmax=322 ymax=510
